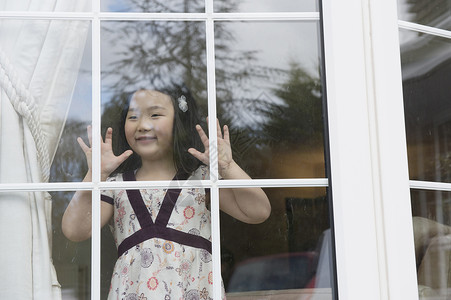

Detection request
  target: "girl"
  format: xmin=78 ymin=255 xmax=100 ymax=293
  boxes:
xmin=62 ymin=88 xmax=271 ymax=300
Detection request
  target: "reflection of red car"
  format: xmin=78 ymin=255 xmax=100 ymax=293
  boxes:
xmin=227 ymin=252 xmax=318 ymax=292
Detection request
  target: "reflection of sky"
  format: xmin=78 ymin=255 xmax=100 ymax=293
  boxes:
xmin=68 ymin=28 xmax=92 ymax=123
xmin=234 ymin=0 xmax=317 ymax=12
xmin=101 ymin=0 xmax=128 ymax=12
xmin=216 ymin=21 xmax=320 ymax=127
xmin=101 ymin=0 xmax=317 ymax=12
xmin=229 ymin=21 xmax=319 ymax=75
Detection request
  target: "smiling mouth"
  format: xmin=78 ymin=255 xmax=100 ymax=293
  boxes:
xmin=136 ymin=136 xmax=156 ymax=141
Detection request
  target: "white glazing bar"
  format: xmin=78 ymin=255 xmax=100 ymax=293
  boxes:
xmin=0 ymin=178 xmax=329 ymax=192
xmin=110 ymin=12 xmax=318 ymax=21
xmin=211 ymin=12 xmax=319 ymax=20
xmin=217 ymin=178 xmax=328 ymax=188
xmin=0 ymin=178 xmax=329 ymax=193
xmin=99 ymin=12 xmax=207 ymax=21
xmin=205 ymin=0 xmax=212 ymax=14
xmin=100 ymin=178 xmax=328 ymax=189
xmin=410 ymin=180 xmax=451 ymax=192
xmin=0 ymin=182 xmax=95 ymax=192
xmin=91 ymin=0 xmax=101 ymax=298
xmin=210 ymin=186 xmax=222 ymax=299
xmin=0 ymin=11 xmax=93 ymax=20
xmin=205 ymin=0 xmax=222 ymax=297
xmin=91 ymin=189 xmax=101 ymax=300
xmin=0 ymin=11 xmax=319 ymax=21
xmin=399 ymin=20 xmax=451 ymax=39
xmin=91 ymin=0 xmax=101 ymax=198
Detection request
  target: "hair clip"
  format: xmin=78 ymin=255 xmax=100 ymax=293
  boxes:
xmin=178 ymin=95 xmax=188 ymax=112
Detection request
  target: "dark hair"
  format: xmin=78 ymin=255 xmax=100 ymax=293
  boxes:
xmin=112 ymin=85 xmax=204 ymax=176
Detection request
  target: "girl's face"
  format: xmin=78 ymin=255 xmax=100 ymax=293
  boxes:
xmin=125 ymin=90 xmax=175 ymax=162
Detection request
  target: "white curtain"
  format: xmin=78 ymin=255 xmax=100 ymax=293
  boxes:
xmin=0 ymin=0 xmax=90 ymax=298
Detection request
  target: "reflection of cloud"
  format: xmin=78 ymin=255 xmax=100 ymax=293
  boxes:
xmin=229 ymin=22 xmax=319 ymax=72
xmin=221 ymin=21 xmax=320 ymax=127
xmin=101 ymin=0 xmax=129 ymax=12
xmin=237 ymin=0 xmax=317 ymax=12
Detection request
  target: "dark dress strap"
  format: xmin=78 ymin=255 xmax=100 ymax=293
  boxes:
xmin=123 ymin=171 xmax=154 ymax=229
xmin=117 ymin=170 xmax=211 ymax=258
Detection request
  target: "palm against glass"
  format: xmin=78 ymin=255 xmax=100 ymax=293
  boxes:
xmin=77 ymin=125 xmax=133 ymax=180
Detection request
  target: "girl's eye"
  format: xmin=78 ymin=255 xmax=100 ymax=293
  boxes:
xmin=128 ymin=115 xmax=138 ymax=120
xmin=151 ymin=114 xmax=161 ymax=118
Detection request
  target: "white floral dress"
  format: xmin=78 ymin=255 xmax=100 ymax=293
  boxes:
xmin=101 ymin=166 xmax=226 ymax=300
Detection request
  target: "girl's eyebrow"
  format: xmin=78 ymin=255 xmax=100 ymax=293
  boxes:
xmin=128 ymin=105 xmax=167 ymax=112
xmin=147 ymin=105 xmax=166 ymax=110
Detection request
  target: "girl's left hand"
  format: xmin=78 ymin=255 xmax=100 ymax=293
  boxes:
xmin=188 ymin=119 xmax=233 ymax=177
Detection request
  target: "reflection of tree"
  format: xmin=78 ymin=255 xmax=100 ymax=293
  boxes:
xmin=229 ymin=62 xmax=324 ymax=177
xmin=101 ymin=0 xmax=252 ymax=115
xmin=100 ymin=0 xmax=288 ymax=172
xmin=101 ymin=0 xmax=291 ymax=123
xmin=102 ymin=21 xmax=208 ymax=103
xmin=257 ymin=62 xmax=323 ymax=149
xmin=50 ymin=120 xmax=89 ymax=183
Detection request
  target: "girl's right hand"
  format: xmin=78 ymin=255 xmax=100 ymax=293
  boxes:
xmin=77 ymin=126 xmax=133 ymax=180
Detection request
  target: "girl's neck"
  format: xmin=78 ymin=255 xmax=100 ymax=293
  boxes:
xmin=135 ymin=158 xmax=177 ymax=181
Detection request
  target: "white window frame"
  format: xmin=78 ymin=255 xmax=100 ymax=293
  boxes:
xmin=322 ymin=0 xmax=419 ymax=299
xmin=4 ymin=0 xmax=447 ymax=299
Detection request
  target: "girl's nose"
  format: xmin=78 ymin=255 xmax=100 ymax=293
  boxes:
xmin=137 ymin=118 xmax=153 ymax=132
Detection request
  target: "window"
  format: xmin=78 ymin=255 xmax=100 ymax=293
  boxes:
xmin=2 ymin=0 xmax=433 ymax=299
xmin=1 ymin=1 xmax=338 ymax=299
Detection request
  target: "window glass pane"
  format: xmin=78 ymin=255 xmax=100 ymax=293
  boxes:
xmin=1 ymin=0 xmax=91 ymax=12
xmin=101 ymin=0 xmax=204 ymax=13
xmin=215 ymin=21 xmax=325 ymax=179
xmin=221 ymin=187 xmax=334 ymax=298
xmin=400 ymin=29 xmax=451 ymax=182
xmin=51 ymin=30 xmax=92 ymax=183
xmin=0 ymin=20 xmax=91 ymax=184
xmin=214 ymin=0 xmax=318 ymax=13
xmin=411 ymin=189 xmax=451 ymax=299
xmin=100 ymin=21 xmax=208 ymax=180
xmin=397 ymin=0 xmax=451 ymax=31
xmin=52 ymin=191 xmax=92 ymax=299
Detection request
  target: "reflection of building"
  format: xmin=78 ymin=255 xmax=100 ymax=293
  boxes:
xmin=401 ymin=31 xmax=451 ymax=183
xmin=400 ymin=12 xmax=451 ymax=296
xmin=404 ymin=0 xmax=451 ymax=29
